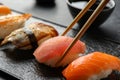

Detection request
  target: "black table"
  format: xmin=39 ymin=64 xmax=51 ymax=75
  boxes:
xmin=0 ymin=0 xmax=120 ymax=80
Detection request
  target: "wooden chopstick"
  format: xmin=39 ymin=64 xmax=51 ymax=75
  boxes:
xmin=56 ymin=0 xmax=110 ymax=66
xmin=62 ymin=0 xmax=96 ymax=36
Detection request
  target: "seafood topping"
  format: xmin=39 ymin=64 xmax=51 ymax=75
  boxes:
xmin=33 ymin=36 xmax=86 ymax=67
xmin=62 ymin=52 xmax=120 ymax=80
xmin=0 ymin=13 xmax=31 ymax=39
xmin=0 ymin=22 xmax=58 ymax=50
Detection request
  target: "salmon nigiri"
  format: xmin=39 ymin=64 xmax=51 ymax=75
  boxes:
xmin=0 ymin=4 xmax=11 ymax=16
xmin=62 ymin=52 xmax=120 ymax=80
xmin=33 ymin=36 xmax=86 ymax=67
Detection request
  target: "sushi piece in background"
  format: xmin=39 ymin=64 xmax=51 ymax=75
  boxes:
xmin=0 ymin=13 xmax=31 ymax=39
xmin=62 ymin=52 xmax=120 ymax=80
xmin=0 ymin=22 xmax=58 ymax=50
xmin=33 ymin=36 xmax=86 ymax=67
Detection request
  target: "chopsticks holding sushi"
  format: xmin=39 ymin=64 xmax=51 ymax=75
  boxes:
xmin=56 ymin=0 xmax=110 ymax=66
xmin=33 ymin=0 xmax=96 ymax=67
xmin=33 ymin=0 xmax=110 ymax=67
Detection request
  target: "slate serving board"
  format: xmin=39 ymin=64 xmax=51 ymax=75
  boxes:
xmin=0 ymin=11 xmax=120 ymax=80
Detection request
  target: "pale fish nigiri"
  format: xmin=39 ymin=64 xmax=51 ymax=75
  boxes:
xmin=0 ymin=13 xmax=31 ymax=39
xmin=0 ymin=22 xmax=58 ymax=50
xmin=33 ymin=36 xmax=86 ymax=67
xmin=62 ymin=52 xmax=120 ymax=80
xmin=0 ymin=4 xmax=11 ymax=16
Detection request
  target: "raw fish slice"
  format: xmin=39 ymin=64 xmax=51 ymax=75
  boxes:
xmin=33 ymin=36 xmax=86 ymax=67
xmin=0 ymin=4 xmax=11 ymax=16
xmin=0 ymin=13 xmax=31 ymax=39
xmin=62 ymin=52 xmax=120 ymax=80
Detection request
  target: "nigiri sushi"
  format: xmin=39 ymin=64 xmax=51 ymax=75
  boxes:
xmin=0 ymin=22 xmax=58 ymax=50
xmin=62 ymin=52 xmax=120 ymax=80
xmin=0 ymin=13 xmax=31 ymax=39
xmin=33 ymin=36 xmax=86 ymax=67
xmin=0 ymin=4 xmax=11 ymax=16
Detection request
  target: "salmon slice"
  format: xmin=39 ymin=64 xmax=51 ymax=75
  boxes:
xmin=0 ymin=5 xmax=11 ymax=16
xmin=33 ymin=36 xmax=86 ymax=67
xmin=62 ymin=52 xmax=120 ymax=80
